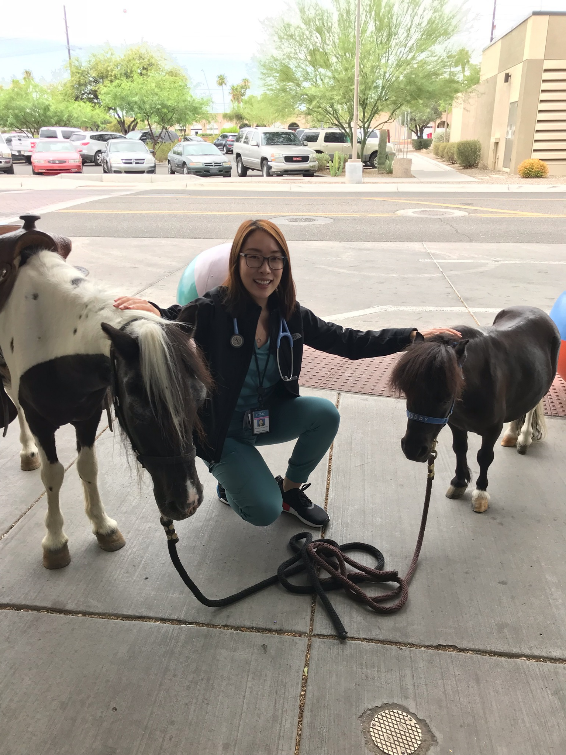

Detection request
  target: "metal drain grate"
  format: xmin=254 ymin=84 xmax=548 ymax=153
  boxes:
xmin=272 ymin=216 xmax=333 ymax=225
xmin=370 ymin=709 xmax=422 ymax=754
xmin=300 ymin=346 xmax=566 ymax=418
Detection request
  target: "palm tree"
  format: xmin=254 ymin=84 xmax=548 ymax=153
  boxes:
xmin=240 ymin=78 xmax=251 ymax=97
xmin=230 ymin=84 xmax=243 ymax=105
xmin=216 ymin=74 xmax=227 ymax=114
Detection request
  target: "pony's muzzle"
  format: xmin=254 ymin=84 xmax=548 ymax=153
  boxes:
xmin=401 ymin=436 xmax=429 ymax=463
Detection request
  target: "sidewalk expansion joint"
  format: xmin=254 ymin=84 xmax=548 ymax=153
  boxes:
xmin=422 ymin=242 xmax=480 ymax=326
xmin=2 ymin=604 xmax=565 ymax=666
xmin=0 ymin=424 xmax=109 ymax=541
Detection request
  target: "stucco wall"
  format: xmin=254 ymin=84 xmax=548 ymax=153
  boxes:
xmin=545 ymin=17 xmax=566 ymax=60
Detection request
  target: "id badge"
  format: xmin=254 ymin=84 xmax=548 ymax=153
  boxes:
xmin=252 ymin=408 xmax=270 ymax=434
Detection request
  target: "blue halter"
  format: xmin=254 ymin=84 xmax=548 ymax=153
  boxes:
xmin=406 ymin=401 xmax=455 ymax=425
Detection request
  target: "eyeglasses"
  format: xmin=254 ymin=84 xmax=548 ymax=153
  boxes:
xmin=240 ymin=253 xmax=287 ymax=270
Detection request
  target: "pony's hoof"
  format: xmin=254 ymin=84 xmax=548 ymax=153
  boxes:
xmin=446 ymin=485 xmax=467 ymax=499
xmin=43 ymin=543 xmax=71 ymax=569
xmin=516 ymin=443 xmax=528 ymax=455
xmin=472 ymin=490 xmax=489 ymax=513
xmin=96 ymin=529 xmax=126 ymax=552
xmin=21 ymin=454 xmax=41 ymax=471
xmin=501 ymin=435 xmax=517 ymax=447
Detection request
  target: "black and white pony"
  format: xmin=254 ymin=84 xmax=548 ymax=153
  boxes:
xmin=0 ymin=247 xmax=210 ymax=568
xmin=390 ymin=306 xmax=560 ymax=513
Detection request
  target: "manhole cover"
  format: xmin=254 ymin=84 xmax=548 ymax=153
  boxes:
xmin=395 ymin=208 xmax=467 ymax=218
xmin=271 ymin=216 xmax=333 ymax=225
xmin=361 ymin=704 xmax=436 ymax=755
xmin=370 ymin=709 xmax=422 ymax=754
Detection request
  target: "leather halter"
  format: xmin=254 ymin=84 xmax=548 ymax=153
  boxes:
xmin=109 ymin=341 xmax=197 ymax=469
xmin=406 ymin=401 xmax=454 ymax=426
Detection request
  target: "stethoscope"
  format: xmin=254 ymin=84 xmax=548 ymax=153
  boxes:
xmin=231 ymin=317 xmax=297 ymax=382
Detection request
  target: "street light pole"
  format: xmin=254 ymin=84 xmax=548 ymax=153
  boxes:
xmin=352 ymin=0 xmax=361 ymax=162
xmin=490 ymin=0 xmax=497 ymax=43
xmin=63 ymin=5 xmax=72 ymax=65
xmin=345 ymin=0 xmax=363 ymax=183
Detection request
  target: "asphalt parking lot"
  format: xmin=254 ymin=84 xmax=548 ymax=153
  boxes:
xmin=27 ymin=186 xmax=566 ymax=243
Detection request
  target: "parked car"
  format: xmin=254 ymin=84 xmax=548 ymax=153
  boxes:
xmin=0 ymin=135 xmax=14 ymax=174
xmin=213 ymin=133 xmax=238 ymax=154
xmin=6 ymin=132 xmax=35 ymax=162
xmin=233 ymin=128 xmax=318 ymax=177
xmin=126 ymin=129 xmax=179 ymax=144
xmin=102 ymin=139 xmax=156 ymax=174
xmin=300 ymin=128 xmax=394 ymax=167
xmin=182 ymin=135 xmax=204 ymax=142
xmin=30 ymin=140 xmax=82 ymax=175
xmin=167 ymin=142 xmax=232 ymax=177
xmin=69 ymin=131 xmax=125 ymax=165
xmin=39 ymin=126 xmax=82 ymax=140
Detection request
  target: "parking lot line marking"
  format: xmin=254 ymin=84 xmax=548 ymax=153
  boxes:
xmin=56 ymin=210 xmax=396 ymax=216
xmin=365 ymin=197 xmax=552 ymax=217
xmin=55 ymin=209 xmax=566 ymax=218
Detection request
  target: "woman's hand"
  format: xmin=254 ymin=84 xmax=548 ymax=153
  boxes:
xmin=420 ymin=327 xmax=462 ymax=339
xmin=113 ymin=296 xmax=161 ymax=317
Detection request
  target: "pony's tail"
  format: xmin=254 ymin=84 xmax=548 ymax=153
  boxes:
xmin=531 ymin=399 xmax=547 ymax=442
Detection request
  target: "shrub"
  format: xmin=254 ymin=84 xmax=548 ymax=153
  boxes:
xmin=432 ymin=129 xmax=450 ymax=143
xmin=385 ymin=154 xmax=395 ymax=174
xmin=432 ymin=142 xmax=441 ymax=156
xmin=437 ymin=142 xmax=448 ymax=159
xmin=315 ymin=152 xmax=330 ymax=171
xmin=412 ymin=138 xmax=432 ymax=150
xmin=518 ymin=158 xmax=549 ymax=178
xmin=329 ymin=151 xmax=346 ymax=177
xmin=455 ymin=139 xmax=482 ymax=168
xmin=154 ymin=142 xmax=174 ymax=162
xmin=444 ymin=142 xmax=458 ymax=164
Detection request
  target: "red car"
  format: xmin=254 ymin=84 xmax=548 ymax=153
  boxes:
xmin=31 ymin=140 xmax=83 ymax=175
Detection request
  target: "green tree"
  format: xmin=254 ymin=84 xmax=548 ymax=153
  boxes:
xmin=404 ymin=48 xmax=480 ymax=137
xmin=260 ymin=0 xmax=466 ymax=159
xmin=100 ymin=74 xmax=210 ymax=150
xmin=238 ymin=92 xmax=296 ymax=126
xmin=65 ymin=44 xmax=186 ymax=132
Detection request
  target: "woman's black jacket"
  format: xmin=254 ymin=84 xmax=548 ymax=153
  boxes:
xmin=154 ymin=287 xmax=415 ymax=465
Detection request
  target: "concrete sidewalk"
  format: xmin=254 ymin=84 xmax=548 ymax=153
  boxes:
xmin=1 ymin=237 xmax=566 ymax=754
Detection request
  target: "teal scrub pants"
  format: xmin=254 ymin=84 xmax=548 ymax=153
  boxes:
xmin=207 ymin=395 xmax=340 ymax=526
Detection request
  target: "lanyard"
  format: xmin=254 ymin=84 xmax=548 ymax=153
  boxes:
xmin=253 ymin=342 xmax=271 ymax=407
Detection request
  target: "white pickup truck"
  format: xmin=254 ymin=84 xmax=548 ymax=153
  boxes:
xmin=7 ymin=133 xmax=34 ymax=162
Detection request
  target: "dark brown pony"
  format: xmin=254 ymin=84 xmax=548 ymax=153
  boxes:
xmin=390 ymin=306 xmax=559 ymax=513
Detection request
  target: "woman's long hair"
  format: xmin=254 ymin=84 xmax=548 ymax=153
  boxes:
xmin=223 ymin=219 xmax=297 ymax=319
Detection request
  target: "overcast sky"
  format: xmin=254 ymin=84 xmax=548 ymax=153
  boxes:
xmin=1 ymin=0 xmax=564 ymax=110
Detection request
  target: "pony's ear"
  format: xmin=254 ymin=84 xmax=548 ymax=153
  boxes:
xmin=453 ymin=338 xmax=469 ymax=361
xmin=101 ymin=322 xmax=140 ymax=361
xmin=176 ymin=302 xmax=198 ymax=336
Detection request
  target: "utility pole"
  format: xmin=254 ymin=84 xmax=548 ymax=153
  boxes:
xmin=345 ymin=0 xmax=363 ymax=183
xmin=352 ymin=0 xmax=361 ymax=162
xmin=63 ymin=5 xmax=72 ymax=65
xmin=490 ymin=0 xmax=497 ymax=43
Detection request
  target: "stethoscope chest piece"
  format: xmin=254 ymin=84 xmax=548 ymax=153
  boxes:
xmin=230 ymin=334 xmax=244 ymax=348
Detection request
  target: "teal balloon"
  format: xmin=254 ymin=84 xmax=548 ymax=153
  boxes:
xmin=177 ymin=257 xmax=199 ymax=305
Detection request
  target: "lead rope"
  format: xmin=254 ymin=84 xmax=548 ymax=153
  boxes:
xmin=161 ymin=440 xmax=438 ymax=641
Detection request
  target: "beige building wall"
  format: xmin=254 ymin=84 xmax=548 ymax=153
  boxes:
xmin=450 ymin=12 xmax=566 ymax=175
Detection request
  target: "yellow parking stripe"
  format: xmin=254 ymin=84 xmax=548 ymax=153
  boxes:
xmin=56 ymin=209 xmax=566 ymax=218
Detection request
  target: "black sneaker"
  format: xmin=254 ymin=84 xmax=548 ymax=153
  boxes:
xmin=217 ymin=484 xmax=229 ymax=505
xmin=276 ymin=476 xmax=329 ymax=527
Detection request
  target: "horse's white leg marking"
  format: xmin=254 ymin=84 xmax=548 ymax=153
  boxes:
xmin=501 ymin=419 xmax=521 ymax=448
xmin=38 ymin=446 xmax=70 ymax=567
xmin=17 ymin=408 xmax=40 ymax=471
xmin=472 ymin=489 xmax=490 ymax=513
xmin=517 ymin=409 xmax=536 ymax=455
xmin=77 ymin=445 xmax=126 ymax=552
